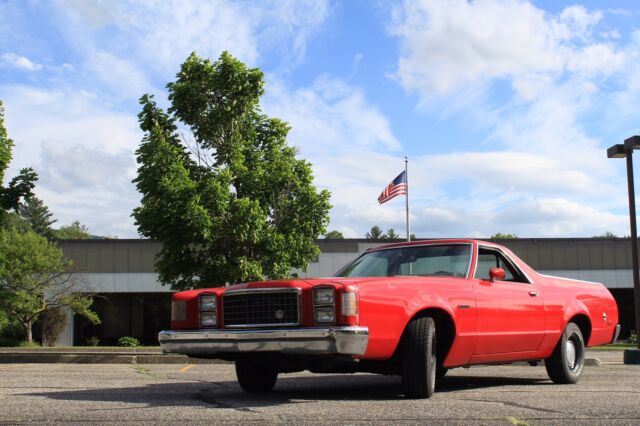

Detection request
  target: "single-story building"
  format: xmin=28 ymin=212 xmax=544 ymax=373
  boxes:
xmin=55 ymin=238 xmax=637 ymax=346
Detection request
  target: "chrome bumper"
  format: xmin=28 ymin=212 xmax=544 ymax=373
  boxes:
xmin=158 ymin=326 xmax=369 ymax=357
xmin=612 ymin=324 xmax=622 ymax=343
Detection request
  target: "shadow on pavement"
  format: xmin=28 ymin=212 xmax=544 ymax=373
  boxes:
xmin=26 ymin=373 xmax=551 ymax=409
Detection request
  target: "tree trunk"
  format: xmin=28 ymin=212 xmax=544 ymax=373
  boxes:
xmin=23 ymin=321 xmax=32 ymax=343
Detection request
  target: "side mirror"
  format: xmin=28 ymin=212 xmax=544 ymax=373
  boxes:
xmin=489 ymin=267 xmax=505 ymax=282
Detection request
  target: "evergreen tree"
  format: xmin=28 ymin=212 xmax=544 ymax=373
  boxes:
xmin=18 ymin=196 xmax=56 ymax=239
xmin=366 ymin=225 xmax=385 ymax=240
xmin=0 ymin=100 xmax=37 ymax=221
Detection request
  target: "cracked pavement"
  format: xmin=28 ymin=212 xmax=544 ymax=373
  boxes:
xmin=0 ymin=350 xmax=637 ymax=425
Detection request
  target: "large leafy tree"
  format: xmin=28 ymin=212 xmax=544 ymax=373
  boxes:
xmin=133 ymin=52 xmax=331 ymax=290
xmin=0 ymin=100 xmax=37 ymax=219
xmin=18 ymin=196 xmax=57 ymax=239
xmin=0 ymin=226 xmax=99 ymax=342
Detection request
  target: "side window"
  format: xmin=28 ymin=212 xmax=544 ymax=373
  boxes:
xmin=474 ymin=248 xmax=527 ymax=283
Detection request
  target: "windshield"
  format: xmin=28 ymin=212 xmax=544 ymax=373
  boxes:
xmin=335 ymin=244 xmax=471 ymax=278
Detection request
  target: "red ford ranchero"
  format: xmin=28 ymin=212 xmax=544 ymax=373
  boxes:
xmin=159 ymin=239 xmax=620 ymax=398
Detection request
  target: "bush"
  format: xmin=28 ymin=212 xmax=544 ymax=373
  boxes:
xmin=117 ymin=336 xmax=140 ymax=347
xmin=0 ymin=337 xmax=20 ymax=347
xmin=630 ymin=330 xmax=638 ymax=345
xmin=0 ymin=315 xmax=24 ymax=346
xmin=40 ymin=308 xmax=68 ymax=347
xmin=17 ymin=341 xmax=40 ymax=348
xmin=86 ymin=336 xmax=100 ymax=346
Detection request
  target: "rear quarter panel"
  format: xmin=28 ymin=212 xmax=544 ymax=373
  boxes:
xmin=536 ymin=274 xmax=619 ymax=348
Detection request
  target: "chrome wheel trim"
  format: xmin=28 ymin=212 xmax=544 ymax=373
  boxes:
xmin=566 ymin=339 xmax=576 ymax=370
xmin=429 ymin=341 xmax=436 ymax=390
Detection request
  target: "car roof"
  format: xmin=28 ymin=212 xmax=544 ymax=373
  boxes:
xmin=366 ymin=239 xmax=505 ymax=252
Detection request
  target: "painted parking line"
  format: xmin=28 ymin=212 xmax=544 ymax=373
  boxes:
xmin=179 ymin=364 xmax=195 ymax=373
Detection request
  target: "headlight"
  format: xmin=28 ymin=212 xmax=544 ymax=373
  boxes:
xmin=314 ymin=306 xmax=335 ymax=324
xmin=200 ymin=311 xmax=216 ymax=327
xmin=314 ymin=287 xmax=334 ymax=305
xmin=200 ymin=294 xmax=216 ymax=311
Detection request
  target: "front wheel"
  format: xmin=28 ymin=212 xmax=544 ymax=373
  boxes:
xmin=545 ymin=322 xmax=585 ymax=384
xmin=235 ymin=358 xmax=278 ymax=392
xmin=401 ymin=316 xmax=437 ymax=398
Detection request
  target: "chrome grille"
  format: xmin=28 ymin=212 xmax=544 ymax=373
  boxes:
xmin=223 ymin=289 xmax=300 ymax=327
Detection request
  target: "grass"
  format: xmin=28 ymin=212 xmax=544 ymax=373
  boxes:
xmin=590 ymin=343 xmax=636 ymax=350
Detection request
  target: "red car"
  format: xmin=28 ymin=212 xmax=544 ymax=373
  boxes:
xmin=159 ymin=239 xmax=620 ymax=398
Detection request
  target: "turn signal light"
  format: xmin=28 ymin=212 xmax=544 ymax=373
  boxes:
xmin=341 ymin=290 xmax=358 ymax=326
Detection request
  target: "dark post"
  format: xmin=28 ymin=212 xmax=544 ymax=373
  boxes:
xmin=608 ymin=141 xmax=640 ymax=362
xmin=625 ymin=150 xmax=640 ymax=351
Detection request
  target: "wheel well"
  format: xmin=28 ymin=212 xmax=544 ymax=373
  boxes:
xmin=569 ymin=314 xmax=592 ymax=345
xmin=405 ymin=308 xmax=456 ymax=366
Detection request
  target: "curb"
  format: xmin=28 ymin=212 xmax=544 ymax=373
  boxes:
xmin=0 ymin=351 xmax=601 ymax=367
xmin=0 ymin=353 xmax=230 ymax=364
xmin=585 ymin=357 xmax=602 ymax=366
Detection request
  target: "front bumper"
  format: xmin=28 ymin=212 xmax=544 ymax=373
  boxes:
xmin=158 ymin=326 xmax=369 ymax=357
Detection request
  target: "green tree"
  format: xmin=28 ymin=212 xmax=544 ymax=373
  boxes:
xmin=325 ymin=230 xmax=344 ymax=239
xmin=0 ymin=226 xmax=99 ymax=342
xmin=55 ymin=221 xmax=91 ymax=240
xmin=490 ymin=233 xmax=518 ymax=239
xmin=593 ymin=231 xmax=618 ymax=239
xmin=132 ymin=52 xmax=331 ymax=290
xmin=365 ymin=225 xmax=385 ymax=240
xmin=0 ymin=100 xmax=37 ymax=219
xmin=18 ymin=196 xmax=56 ymax=239
xmin=386 ymin=228 xmax=400 ymax=239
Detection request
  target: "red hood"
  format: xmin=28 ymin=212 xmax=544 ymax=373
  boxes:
xmin=224 ymin=275 xmax=466 ymax=291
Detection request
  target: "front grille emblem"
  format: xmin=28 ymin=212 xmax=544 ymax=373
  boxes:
xmin=275 ymin=309 xmax=285 ymax=320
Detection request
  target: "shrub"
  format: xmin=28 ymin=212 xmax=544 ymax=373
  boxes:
xmin=40 ymin=308 xmax=68 ymax=347
xmin=17 ymin=341 xmax=40 ymax=348
xmin=630 ymin=330 xmax=638 ymax=345
xmin=0 ymin=337 xmax=20 ymax=347
xmin=117 ymin=336 xmax=140 ymax=347
xmin=86 ymin=336 xmax=100 ymax=346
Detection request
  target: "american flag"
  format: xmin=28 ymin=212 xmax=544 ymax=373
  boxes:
xmin=378 ymin=171 xmax=407 ymax=204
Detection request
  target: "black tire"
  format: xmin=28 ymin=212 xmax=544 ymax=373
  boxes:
xmin=545 ymin=322 xmax=585 ymax=384
xmin=235 ymin=358 xmax=278 ymax=392
xmin=401 ymin=316 xmax=437 ymax=398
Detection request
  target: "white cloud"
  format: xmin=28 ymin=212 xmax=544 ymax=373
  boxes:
xmin=56 ymin=0 xmax=330 ymax=78
xmin=389 ymin=0 xmax=567 ymax=96
xmin=382 ymin=0 xmax=635 ymax=238
xmin=1 ymin=53 xmax=42 ymax=71
xmin=494 ymin=197 xmax=628 ymax=236
xmin=559 ymin=5 xmax=603 ymax=41
xmin=1 ymin=85 xmax=141 ymax=237
xmin=389 ymin=0 xmax=623 ymax=100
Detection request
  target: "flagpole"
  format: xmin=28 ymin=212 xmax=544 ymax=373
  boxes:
xmin=405 ymin=156 xmax=410 ymax=242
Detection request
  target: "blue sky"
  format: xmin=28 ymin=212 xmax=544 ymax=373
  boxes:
xmin=1 ymin=0 xmax=640 ymax=238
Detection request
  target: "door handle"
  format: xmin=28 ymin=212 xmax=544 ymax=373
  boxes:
xmin=529 ymin=291 xmax=539 ymax=297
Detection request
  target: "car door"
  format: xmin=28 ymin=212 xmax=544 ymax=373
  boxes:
xmin=472 ymin=246 xmax=545 ymax=355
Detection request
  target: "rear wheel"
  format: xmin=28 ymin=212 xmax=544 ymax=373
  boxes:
xmin=235 ymin=358 xmax=278 ymax=392
xmin=545 ymin=322 xmax=585 ymax=384
xmin=401 ymin=316 xmax=437 ymax=398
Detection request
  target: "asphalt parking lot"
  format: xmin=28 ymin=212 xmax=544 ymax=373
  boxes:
xmin=0 ymin=350 xmax=637 ymax=425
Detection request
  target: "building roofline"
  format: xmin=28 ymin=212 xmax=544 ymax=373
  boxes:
xmin=56 ymin=237 xmax=630 ymax=244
